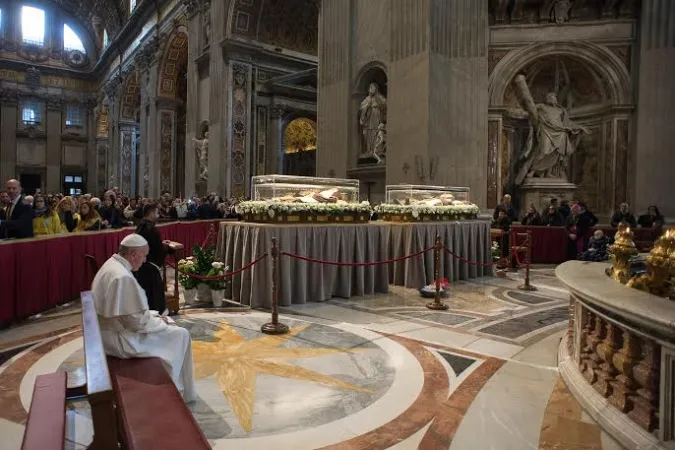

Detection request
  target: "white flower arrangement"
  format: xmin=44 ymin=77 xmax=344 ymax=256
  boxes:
xmin=236 ymin=200 xmax=373 ymax=216
xmin=374 ymin=203 xmax=480 ymax=218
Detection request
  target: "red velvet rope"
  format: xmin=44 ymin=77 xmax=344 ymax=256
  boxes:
xmin=442 ymin=240 xmax=529 ymax=267
xmin=280 ymin=246 xmax=435 ymax=267
xmin=166 ymin=253 xmax=268 ymax=280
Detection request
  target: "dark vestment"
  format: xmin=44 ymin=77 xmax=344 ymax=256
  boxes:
xmin=134 ymin=219 xmax=167 ymax=312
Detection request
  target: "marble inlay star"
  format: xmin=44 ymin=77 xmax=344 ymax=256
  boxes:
xmin=191 ymin=321 xmax=372 ymax=432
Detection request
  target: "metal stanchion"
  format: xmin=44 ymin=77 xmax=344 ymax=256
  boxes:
xmin=261 ymin=237 xmax=290 ymax=335
xmin=518 ymin=230 xmax=536 ymax=291
xmin=426 ymin=235 xmax=449 ymax=311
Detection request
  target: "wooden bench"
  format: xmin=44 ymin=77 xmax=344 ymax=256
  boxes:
xmin=80 ymin=291 xmax=210 ymax=450
xmin=21 ymin=372 xmax=67 ymax=450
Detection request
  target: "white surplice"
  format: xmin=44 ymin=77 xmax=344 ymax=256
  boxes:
xmin=91 ymin=254 xmax=197 ymax=402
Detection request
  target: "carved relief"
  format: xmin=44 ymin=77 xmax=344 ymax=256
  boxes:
xmin=489 ymin=50 xmax=510 ymax=76
xmin=231 ymin=64 xmax=249 ymax=198
xmin=256 ymin=0 xmax=319 ymax=55
xmin=160 ymin=112 xmax=174 ymax=194
xmin=608 ymin=46 xmax=631 ymax=70
xmin=97 ymin=107 xmax=109 ymax=138
xmin=121 ymin=131 xmax=134 ymax=195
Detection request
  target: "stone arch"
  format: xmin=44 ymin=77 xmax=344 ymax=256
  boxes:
xmin=489 ymin=41 xmax=631 ymax=107
xmin=158 ymin=28 xmax=189 ymax=98
xmin=120 ymin=70 xmax=140 ymax=121
xmin=353 ymin=61 xmax=388 ymax=96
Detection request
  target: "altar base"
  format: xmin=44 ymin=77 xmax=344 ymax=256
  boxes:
xmin=517 ymin=178 xmax=577 ymax=212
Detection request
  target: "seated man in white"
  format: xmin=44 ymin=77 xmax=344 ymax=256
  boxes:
xmin=91 ymin=233 xmax=197 ymax=402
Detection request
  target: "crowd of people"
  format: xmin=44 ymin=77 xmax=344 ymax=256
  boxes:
xmin=0 ymin=178 xmax=241 ymax=240
xmin=492 ymin=194 xmax=665 ymax=263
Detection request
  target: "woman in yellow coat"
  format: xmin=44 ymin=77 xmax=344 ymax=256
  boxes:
xmin=33 ymin=194 xmax=63 ymax=236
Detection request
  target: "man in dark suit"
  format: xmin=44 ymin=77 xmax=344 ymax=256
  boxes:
xmin=0 ymin=179 xmax=34 ymax=239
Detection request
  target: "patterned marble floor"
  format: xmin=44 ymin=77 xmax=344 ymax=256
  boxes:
xmin=0 ymin=267 xmax=625 ymax=449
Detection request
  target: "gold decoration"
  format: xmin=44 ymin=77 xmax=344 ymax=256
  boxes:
xmin=606 ymin=223 xmax=638 ymax=284
xmin=283 ymin=118 xmax=317 ymax=154
xmin=627 ymin=230 xmax=675 ymax=297
xmin=192 ymin=321 xmax=372 ymax=432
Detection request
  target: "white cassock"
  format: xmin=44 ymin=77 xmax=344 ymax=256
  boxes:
xmin=91 ymin=254 xmax=197 ymax=402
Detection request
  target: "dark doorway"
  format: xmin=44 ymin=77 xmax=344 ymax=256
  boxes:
xmin=20 ymin=173 xmax=41 ymax=195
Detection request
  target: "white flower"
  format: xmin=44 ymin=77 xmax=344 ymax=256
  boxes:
xmin=211 ymin=261 xmax=224 ymax=269
xmin=178 ymin=259 xmax=186 ymax=265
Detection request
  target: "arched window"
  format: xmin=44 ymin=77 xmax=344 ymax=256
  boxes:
xmin=21 ymin=5 xmax=45 ymax=46
xmin=63 ymin=24 xmax=86 ymax=53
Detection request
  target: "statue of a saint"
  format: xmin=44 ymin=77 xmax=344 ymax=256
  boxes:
xmin=193 ymin=131 xmax=209 ymax=181
xmin=373 ymin=123 xmax=387 ymax=164
xmin=512 ymin=74 xmax=589 ymax=186
xmin=359 ymin=82 xmax=387 ymax=158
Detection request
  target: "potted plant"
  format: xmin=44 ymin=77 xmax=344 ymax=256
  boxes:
xmin=207 ymin=262 xmax=230 ymax=307
xmin=177 ymin=256 xmax=199 ymax=305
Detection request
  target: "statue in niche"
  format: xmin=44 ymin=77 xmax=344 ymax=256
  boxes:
xmin=511 ymin=74 xmax=589 ymax=186
xmin=359 ymin=82 xmax=387 ymax=162
xmin=193 ymin=131 xmax=209 ymax=181
xmin=203 ymin=1 xmax=211 ymax=47
xmin=372 ymin=123 xmax=387 ymax=164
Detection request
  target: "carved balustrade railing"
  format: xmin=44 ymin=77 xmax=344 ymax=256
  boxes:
xmin=558 ymin=261 xmax=675 ymax=450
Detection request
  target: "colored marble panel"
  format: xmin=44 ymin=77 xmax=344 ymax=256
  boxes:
xmin=478 ymin=307 xmax=568 ymax=339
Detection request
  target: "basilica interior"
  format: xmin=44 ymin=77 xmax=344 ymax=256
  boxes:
xmin=1 ymin=0 xmax=674 ymax=449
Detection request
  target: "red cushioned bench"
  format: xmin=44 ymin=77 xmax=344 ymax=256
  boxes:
xmin=21 ymin=372 xmax=67 ymax=450
xmin=80 ymin=291 xmax=210 ymax=450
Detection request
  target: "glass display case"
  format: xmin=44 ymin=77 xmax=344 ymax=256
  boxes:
xmin=252 ymin=175 xmax=360 ymax=204
xmin=238 ymin=175 xmax=371 ymax=223
xmin=376 ymin=184 xmax=478 ymax=221
xmin=385 ymin=184 xmax=470 ymax=206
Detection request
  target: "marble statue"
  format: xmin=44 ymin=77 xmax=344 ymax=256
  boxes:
xmin=359 ymin=82 xmax=387 ymax=159
xmin=552 ymin=0 xmax=572 ymax=24
xmin=512 ymin=74 xmax=589 ymax=186
xmin=373 ymin=123 xmax=387 ymax=163
xmin=193 ymin=132 xmax=209 ymax=181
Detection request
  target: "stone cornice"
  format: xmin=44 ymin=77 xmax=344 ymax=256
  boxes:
xmin=221 ymin=38 xmax=317 ymax=73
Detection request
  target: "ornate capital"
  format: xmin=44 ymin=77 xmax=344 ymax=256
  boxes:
xmin=0 ymin=88 xmax=20 ymax=106
xmin=104 ymin=74 xmax=123 ymax=100
xmin=270 ymin=107 xmax=286 ymax=120
xmin=135 ymin=34 xmax=163 ymax=72
xmin=46 ymin=96 xmax=63 ymax=110
xmin=232 ymin=63 xmax=249 ymax=88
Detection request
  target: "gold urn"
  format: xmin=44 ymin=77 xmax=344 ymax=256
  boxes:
xmin=628 ymin=230 xmax=674 ymax=296
xmin=607 ymin=224 xmax=638 ymax=284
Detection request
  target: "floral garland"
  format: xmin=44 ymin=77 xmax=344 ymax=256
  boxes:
xmin=177 ymin=246 xmax=231 ymax=291
xmin=374 ymin=203 xmax=480 ymax=218
xmin=236 ymin=200 xmax=373 ymax=216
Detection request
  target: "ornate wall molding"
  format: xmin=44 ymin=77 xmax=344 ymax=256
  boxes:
xmin=0 ymin=39 xmax=91 ymax=70
xmin=158 ymin=30 xmax=188 ymax=98
xmin=230 ymin=62 xmax=250 ymax=198
xmin=159 ymin=111 xmax=175 ymax=193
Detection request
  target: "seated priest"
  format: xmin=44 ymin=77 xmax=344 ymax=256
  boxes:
xmin=91 ymin=233 xmax=197 ymax=402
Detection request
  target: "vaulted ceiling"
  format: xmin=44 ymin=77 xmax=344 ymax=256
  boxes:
xmin=49 ymin=0 xmax=126 ymax=42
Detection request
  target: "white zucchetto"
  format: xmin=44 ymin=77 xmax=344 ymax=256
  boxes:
xmin=120 ymin=234 xmax=149 ymax=248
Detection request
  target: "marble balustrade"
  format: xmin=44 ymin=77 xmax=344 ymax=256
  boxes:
xmin=557 ymin=261 xmax=675 ymax=450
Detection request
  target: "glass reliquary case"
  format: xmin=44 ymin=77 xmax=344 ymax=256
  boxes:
xmin=237 ymin=175 xmax=372 ymax=224
xmin=376 ymin=184 xmax=479 ymax=221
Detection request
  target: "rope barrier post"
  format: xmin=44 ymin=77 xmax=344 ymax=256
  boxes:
xmin=427 ymin=235 xmax=449 ymax=311
xmin=518 ymin=230 xmax=536 ymax=291
xmin=261 ymin=237 xmax=289 ymax=335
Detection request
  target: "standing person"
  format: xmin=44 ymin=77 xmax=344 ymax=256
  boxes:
xmin=91 ymin=234 xmax=197 ymax=402
xmin=134 ymin=204 xmax=168 ymax=313
xmin=32 ymin=194 xmax=63 ymax=236
xmin=493 ymin=194 xmax=518 ymax=222
xmin=0 ymin=179 xmax=34 ymax=239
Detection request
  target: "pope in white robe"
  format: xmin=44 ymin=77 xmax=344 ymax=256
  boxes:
xmin=91 ymin=233 xmax=197 ymax=402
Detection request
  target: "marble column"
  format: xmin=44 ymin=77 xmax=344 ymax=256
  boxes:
xmin=207 ymin=0 xmax=229 ymax=195
xmin=316 ymin=0 xmax=352 ymax=179
xmin=86 ymin=103 xmax=97 ymax=194
xmin=119 ymin=122 xmax=138 ymax=196
xmin=183 ymin=3 xmax=201 ymax=198
xmin=106 ymin=92 xmax=121 ymax=191
xmin=0 ymin=91 xmax=19 ymax=182
xmin=145 ymin=64 xmax=160 ymax=198
xmin=267 ymin=107 xmax=285 ymax=175
xmin=155 ymin=99 xmax=178 ymax=196
xmin=634 ymin=0 xmax=675 ymax=218
xmin=45 ymin=98 xmax=63 ymax=193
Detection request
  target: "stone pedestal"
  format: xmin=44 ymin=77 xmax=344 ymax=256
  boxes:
xmin=517 ymin=178 xmax=577 ymax=213
xmin=346 ymin=164 xmax=385 ymax=205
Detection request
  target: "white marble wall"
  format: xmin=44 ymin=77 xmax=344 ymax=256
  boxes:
xmin=635 ymin=0 xmax=675 ymax=218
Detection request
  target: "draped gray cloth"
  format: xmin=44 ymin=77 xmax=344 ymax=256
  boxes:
xmin=217 ymin=221 xmax=491 ymax=308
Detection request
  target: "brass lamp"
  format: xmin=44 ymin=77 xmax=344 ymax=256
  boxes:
xmin=607 ymin=224 xmax=638 ymax=284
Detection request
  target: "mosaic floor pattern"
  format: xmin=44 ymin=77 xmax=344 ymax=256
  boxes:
xmin=0 ymin=267 xmax=625 ymax=449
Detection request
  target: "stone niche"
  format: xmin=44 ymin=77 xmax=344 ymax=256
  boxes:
xmin=489 ymin=42 xmax=633 ymax=217
xmin=347 ymin=63 xmax=388 ymax=205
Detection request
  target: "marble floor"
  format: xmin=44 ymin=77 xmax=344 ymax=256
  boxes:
xmin=0 ymin=267 xmax=625 ymax=449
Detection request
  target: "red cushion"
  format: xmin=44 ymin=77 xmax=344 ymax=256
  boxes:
xmin=107 ymin=357 xmax=210 ymax=450
xmin=21 ymin=372 xmax=67 ymax=450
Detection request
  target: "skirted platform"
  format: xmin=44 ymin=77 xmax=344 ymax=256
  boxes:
xmin=556 ymin=261 xmax=675 ymax=450
xmin=216 ymin=221 xmax=492 ymax=308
